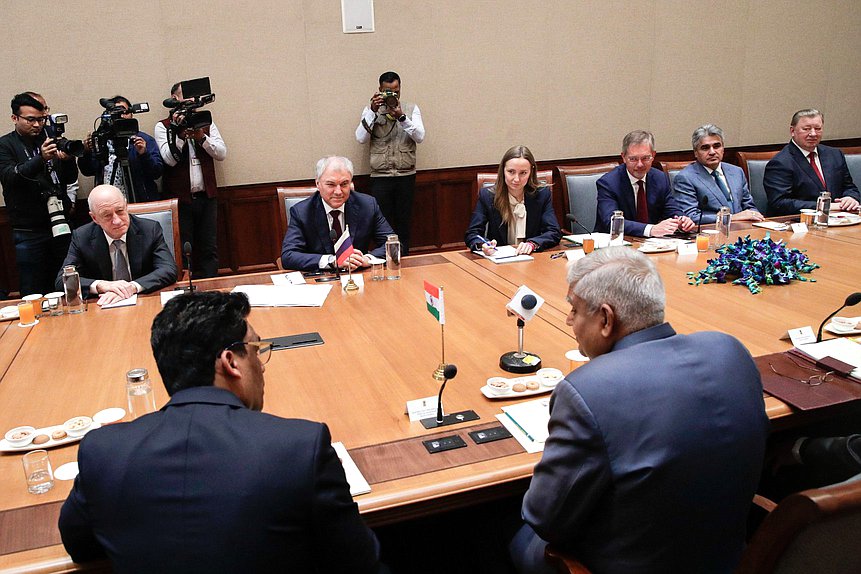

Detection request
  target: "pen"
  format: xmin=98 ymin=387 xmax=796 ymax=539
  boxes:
xmin=504 ymin=412 xmax=535 ymax=442
xmin=550 ymin=252 xmax=567 ymax=260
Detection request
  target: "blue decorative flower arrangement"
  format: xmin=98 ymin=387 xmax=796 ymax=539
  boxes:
xmin=687 ymin=233 xmax=819 ymax=294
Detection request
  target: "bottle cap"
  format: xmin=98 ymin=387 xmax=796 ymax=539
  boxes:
xmin=126 ymin=368 xmax=149 ymax=383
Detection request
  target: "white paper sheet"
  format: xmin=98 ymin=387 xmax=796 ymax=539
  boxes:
xmin=332 ymin=442 xmax=371 ymax=496
xmin=100 ymin=294 xmax=137 ymax=308
xmin=231 ymin=284 xmax=332 ymax=307
xmin=796 ymin=338 xmax=861 ymax=380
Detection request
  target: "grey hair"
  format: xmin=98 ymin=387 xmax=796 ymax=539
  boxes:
xmin=691 ymin=124 xmax=724 ymax=150
xmin=621 ymin=130 xmax=655 ymax=155
xmin=566 ymin=247 xmax=665 ymax=332
xmin=315 ymin=156 xmax=354 ymax=179
xmin=791 ymin=109 xmax=823 ymax=127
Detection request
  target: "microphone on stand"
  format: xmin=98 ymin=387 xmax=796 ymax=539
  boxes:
xmin=182 ymin=241 xmax=196 ymax=292
xmin=816 ymin=292 xmax=861 ymax=342
xmin=500 ymin=286 xmax=545 ymax=373
xmin=565 ymin=214 xmax=591 ymax=235
xmin=420 ymin=363 xmax=479 ymax=429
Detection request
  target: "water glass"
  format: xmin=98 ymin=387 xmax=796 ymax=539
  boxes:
xmin=22 ymin=450 xmax=54 ymax=494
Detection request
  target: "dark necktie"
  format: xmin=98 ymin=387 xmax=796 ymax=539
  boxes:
xmin=635 ymin=180 xmax=649 ymax=224
xmin=712 ymin=169 xmax=732 ymax=202
xmin=331 ymin=210 xmax=343 ymax=239
xmin=809 ymin=151 xmax=827 ymax=189
xmin=113 ymin=240 xmax=131 ymax=282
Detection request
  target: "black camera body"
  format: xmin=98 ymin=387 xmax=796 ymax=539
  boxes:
xmin=91 ymin=99 xmax=150 ymax=164
xmin=163 ymin=76 xmax=216 ymax=133
xmin=380 ymin=90 xmax=399 ymax=109
xmin=46 ymin=114 xmax=85 ymax=158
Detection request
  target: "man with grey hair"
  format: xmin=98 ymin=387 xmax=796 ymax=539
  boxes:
xmin=596 ymin=130 xmax=695 ymax=237
xmin=509 ymin=247 xmax=768 ymax=574
xmin=280 ymin=156 xmax=394 ymax=271
xmin=673 ymin=124 xmax=764 ymax=224
xmin=55 ymin=184 xmax=177 ymax=305
xmin=764 ymin=108 xmax=860 ymax=215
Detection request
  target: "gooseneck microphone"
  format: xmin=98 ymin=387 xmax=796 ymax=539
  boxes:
xmin=182 ymin=241 xmax=196 ymax=292
xmin=420 ymin=363 xmax=479 ymax=429
xmin=436 ymin=364 xmax=458 ymax=424
xmin=565 ymin=214 xmax=591 ymax=235
xmin=817 ymin=292 xmax=861 ymax=342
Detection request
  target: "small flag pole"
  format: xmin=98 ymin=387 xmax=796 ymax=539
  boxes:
xmin=433 ymin=286 xmax=446 ymax=381
xmin=343 ymin=225 xmax=359 ymax=292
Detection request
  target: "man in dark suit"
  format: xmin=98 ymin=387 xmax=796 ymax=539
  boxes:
xmin=281 ymin=156 xmax=394 ymax=272
xmin=596 ymin=130 xmax=695 ymax=237
xmin=55 ymin=184 xmax=176 ymax=305
xmin=674 ymin=124 xmax=764 ymax=224
xmin=58 ymin=291 xmax=383 ymax=573
xmin=509 ymin=248 xmax=769 ymax=574
xmin=764 ymin=108 xmax=860 ymax=216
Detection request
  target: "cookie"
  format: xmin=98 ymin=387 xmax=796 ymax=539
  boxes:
xmin=512 ymin=383 xmax=527 ymax=392
xmin=32 ymin=434 xmax=50 ymax=445
xmin=526 ymin=381 xmax=540 ymax=390
xmin=52 ymin=430 xmax=68 ymax=440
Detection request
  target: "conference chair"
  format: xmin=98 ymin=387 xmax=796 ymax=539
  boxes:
xmin=839 ymin=146 xmax=861 ymax=187
xmin=555 ymin=163 xmax=618 ymax=233
xmin=474 ymin=170 xmax=554 ymax=207
xmin=127 ymin=198 xmax=182 ymax=273
xmin=661 ymin=160 xmax=694 ymax=192
xmin=275 ymin=186 xmax=317 ymax=270
xmin=737 ymin=151 xmax=778 ymax=215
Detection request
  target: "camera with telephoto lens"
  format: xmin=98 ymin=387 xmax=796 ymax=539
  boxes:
xmin=45 ymin=193 xmax=71 ymax=238
xmin=90 ymin=98 xmax=150 ymax=163
xmin=45 ymin=114 xmax=85 ymax=158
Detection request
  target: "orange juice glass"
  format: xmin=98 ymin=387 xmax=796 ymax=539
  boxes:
xmin=17 ymin=302 xmax=37 ymax=326
xmin=582 ymin=237 xmax=595 ymax=254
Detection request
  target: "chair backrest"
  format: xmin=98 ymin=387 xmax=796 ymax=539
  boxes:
xmin=473 ymin=170 xmax=554 ymax=207
xmin=736 ymin=475 xmax=861 ymax=574
xmin=839 ymin=146 xmax=861 ymax=187
xmin=737 ymin=151 xmax=778 ymax=215
xmin=556 ymin=162 xmax=618 ymax=233
xmin=661 ymin=160 xmax=694 ymax=192
xmin=127 ymin=198 xmax=181 ymax=272
xmin=276 ymin=186 xmax=318 ymax=242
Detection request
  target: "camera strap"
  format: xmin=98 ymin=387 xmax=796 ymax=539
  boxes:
xmin=167 ymin=128 xmax=183 ymax=162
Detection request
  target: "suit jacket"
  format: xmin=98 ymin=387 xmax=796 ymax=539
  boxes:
xmin=518 ymin=324 xmax=769 ymax=573
xmin=764 ymin=142 xmax=860 ymax=216
xmin=280 ymin=191 xmax=394 ymax=271
xmin=59 ymin=386 xmax=381 ymax=573
xmin=595 ymin=165 xmax=682 ymax=236
xmin=673 ymin=161 xmax=758 ymax=224
xmin=464 ymin=186 xmax=561 ymax=251
xmin=77 ymin=132 xmax=163 ymax=203
xmin=799 ymin=434 xmax=861 ymax=483
xmin=55 ymin=215 xmax=177 ymax=294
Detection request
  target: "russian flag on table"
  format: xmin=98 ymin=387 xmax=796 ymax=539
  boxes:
xmin=334 ymin=226 xmax=354 ymax=266
xmin=424 ymin=280 xmax=445 ymax=324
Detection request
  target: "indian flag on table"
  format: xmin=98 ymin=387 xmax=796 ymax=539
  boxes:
xmin=334 ymin=226 xmax=354 ymax=266
xmin=424 ymin=281 xmax=445 ymax=324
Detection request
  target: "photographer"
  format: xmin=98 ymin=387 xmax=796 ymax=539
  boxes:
xmin=356 ymin=71 xmax=424 ymax=256
xmin=154 ymin=82 xmax=227 ymax=278
xmin=0 ymin=92 xmax=78 ymax=295
xmin=78 ymin=96 xmax=162 ymax=203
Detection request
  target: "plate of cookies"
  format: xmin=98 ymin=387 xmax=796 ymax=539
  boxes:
xmin=0 ymin=409 xmax=124 ymax=453
xmin=481 ymin=368 xmax=564 ymax=400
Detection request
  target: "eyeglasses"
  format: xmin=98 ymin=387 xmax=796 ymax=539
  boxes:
xmin=222 ymin=340 xmax=272 ymax=365
xmin=16 ymin=115 xmax=48 ymax=124
xmin=624 ymin=155 xmax=653 ymax=164
xmin=768 ymin=361 xmax=833 ymax=386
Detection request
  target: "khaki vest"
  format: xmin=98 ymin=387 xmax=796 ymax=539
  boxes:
xmin=368 ymin=103 xmax=417 ymax=177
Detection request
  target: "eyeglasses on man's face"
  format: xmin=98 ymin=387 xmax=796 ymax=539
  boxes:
xmin=15 ymin=115 xmax=48 ymax=124
xmin=221 ymin=340 xmax=272 ymax=365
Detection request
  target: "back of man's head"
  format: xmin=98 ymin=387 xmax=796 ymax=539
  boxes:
xmin=11 ymin=92 xmax=44 ymax=115
xmin=151 ymin=292 xmax=251 ymax=395
xmin=568 ymin=247 xmax=665 ymax=333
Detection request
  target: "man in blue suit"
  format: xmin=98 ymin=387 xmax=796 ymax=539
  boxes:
xmin=674 ymin=124 xmax=764 ymax=224
xmin=59 ymin=291 xmax=383 ymax=573
xmin=509 ymin=248 xmax=768 ymax=574
xmin=764 ymin=108 xmax=860 ymax=216
xmin=281 ymin=156 xmax=394 ymax=272
xmin=596 ymin=130 xmax=695 ymax=237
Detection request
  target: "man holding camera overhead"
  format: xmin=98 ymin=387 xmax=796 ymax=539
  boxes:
xmin=0 ymin=92 xmax=79 ymax=295
xmin=155 ymin=80 xmax=227 ymax=278
xmin=78 ymin=96 xmax=163 ymax=203
xmin=356 ymin=71 xmax=424 ymax=256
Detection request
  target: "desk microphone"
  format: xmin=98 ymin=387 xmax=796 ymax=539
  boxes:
xmin=816 ymin=292 xmax=861 ymax=342
xmin=501 ymin=286 xmax=544 ymax=373
xmin=182 ymin=241 xmax=196 ymax=292
xmin=420 ymin=363 xmax=479 ymax=429
xmin=565 ymin=214 xmax=591 ymax=235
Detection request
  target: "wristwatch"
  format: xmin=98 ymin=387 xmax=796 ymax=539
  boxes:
xmin=397 ymin=114 xmax=407 ymax=122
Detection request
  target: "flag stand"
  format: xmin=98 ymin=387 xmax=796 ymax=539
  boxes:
xmin=343 ymin=265 xmax=359 ymax=292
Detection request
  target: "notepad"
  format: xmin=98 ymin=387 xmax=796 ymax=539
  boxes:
xmin=473 ymin=245 xmax=534 ymax=264
xmin=332 ymin=442 xmax=371 ymax=496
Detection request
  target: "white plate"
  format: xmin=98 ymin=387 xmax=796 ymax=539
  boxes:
xmin=0 ymin=306 xmax=19 ymax=321
xmin=481 ymin=374 xmax=556 ymax=400
xmin=638 ymin=242 xmax=677 ymax=254
xmin=825 ymin=317 xmax=861 ymax=336
xmin=0 ymin=422 xmax=102 ymax=453
xmin=828 ymin=213 xmax=861 ymax=227
xmin=54 ymin=461 xmax=79 ymax=481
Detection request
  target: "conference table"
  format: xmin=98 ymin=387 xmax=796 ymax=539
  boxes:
xmin=1 ymin=219 xmax=860 ymax=572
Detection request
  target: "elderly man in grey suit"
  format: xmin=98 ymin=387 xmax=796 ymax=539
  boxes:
xmin=509 ymin=247 xmax=769 ymax=574
xmin=673 ymin=124 xmax=764 ymax=225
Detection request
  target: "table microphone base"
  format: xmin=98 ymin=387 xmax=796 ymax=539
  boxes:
xmin=179 ymin=285 xmax=197 ymax=292
xmin=499 ymin=351 xmax=541 ymax=374
xmin=420 ymin=410 xmax=479 ymax=429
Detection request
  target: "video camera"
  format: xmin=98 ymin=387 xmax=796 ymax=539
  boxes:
xmin=91 ymin=98 xmax=150 ymax=163
xmin=163 ymin=77 xmax=215 ymax=132
xmin=45 ymin=114 xmax=85 ymax=158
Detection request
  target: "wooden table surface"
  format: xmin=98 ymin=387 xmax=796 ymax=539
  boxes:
xmin=1 ymin=220 xmax=860 ymax=572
